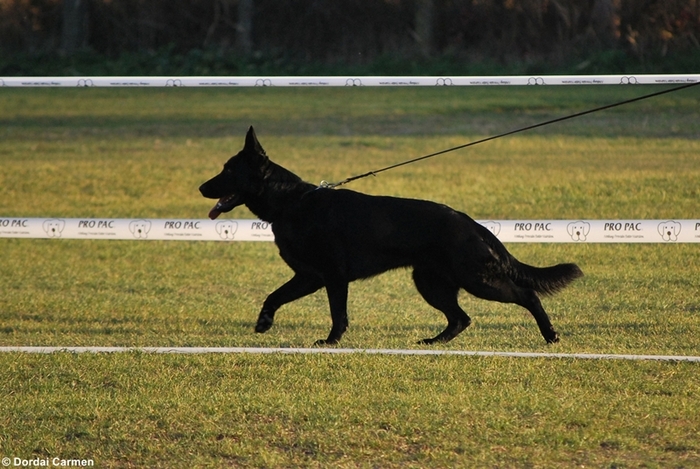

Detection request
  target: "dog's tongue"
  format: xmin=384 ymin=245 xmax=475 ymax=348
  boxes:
xmin=208 ymin=200 xmax=225 ymax=220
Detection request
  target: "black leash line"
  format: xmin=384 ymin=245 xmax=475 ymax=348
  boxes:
xmin=321 ymin=80 xmax=700 ymax=189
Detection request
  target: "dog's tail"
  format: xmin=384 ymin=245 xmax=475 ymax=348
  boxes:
xmin=510 ymin=260 xmax=583 ymax=296
xmin=472 ymin=218 xmax=583 ymax=295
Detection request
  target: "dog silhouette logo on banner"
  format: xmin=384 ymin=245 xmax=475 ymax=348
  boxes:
xmin=129 ymin=220 xmax=152 ymax=239
xmin=216 ymin=221 xmax=238 ymax=240
xmin=43 ymin=219 xmax=66 ymax=238
xmin=480 ymin=221 xmax=501 ymax=237
xmin=657 ymin=221 xmax=681 ymax=242
xmin=567 ymin=221 xmax=590 ymax=242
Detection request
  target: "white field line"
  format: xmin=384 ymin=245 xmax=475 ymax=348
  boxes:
xmin=0 ymin=346 xmax=698 ymax=362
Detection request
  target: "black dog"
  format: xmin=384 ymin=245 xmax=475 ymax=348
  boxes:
xmin=200 ymin=127 xmax=582 ymax=345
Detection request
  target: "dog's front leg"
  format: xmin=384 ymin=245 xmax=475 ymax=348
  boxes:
xmin=256 ymin=273 xmax=324 ymax=333
xmin=314 ymin=280 xmax=349 ymax=346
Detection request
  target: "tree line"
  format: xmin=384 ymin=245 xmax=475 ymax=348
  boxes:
xmin=1 ymin=0 xmax=698 ymax=67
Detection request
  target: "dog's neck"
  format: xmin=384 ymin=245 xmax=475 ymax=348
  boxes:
xmin=244 ymin=160 xmax=316 ymax=223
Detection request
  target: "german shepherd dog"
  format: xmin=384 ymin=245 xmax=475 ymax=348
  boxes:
xmin=200 ymin=127 xmax=582 ymax=345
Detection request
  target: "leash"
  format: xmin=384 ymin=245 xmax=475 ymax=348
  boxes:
xmin=319 ymin=80 xmax=700 ymax=189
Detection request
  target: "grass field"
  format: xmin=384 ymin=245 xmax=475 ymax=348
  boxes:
xmin=1 ymin=85 xmax=699 ymax=467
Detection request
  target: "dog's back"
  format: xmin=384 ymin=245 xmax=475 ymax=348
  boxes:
xmin=275 ymin=188 xmax=480 ymax=271
xmin=274 ymin=188 xmax=580 ymax=294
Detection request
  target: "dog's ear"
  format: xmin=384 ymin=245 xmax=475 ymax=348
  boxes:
xmin=244 ymin=126 xmax=266 ymax=156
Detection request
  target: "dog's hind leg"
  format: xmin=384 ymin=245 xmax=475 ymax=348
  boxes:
xmin=413 ymin=268 xmax=472 ymax=344
xmin=315 ymin=279 xmax=349 ymax=346
xmin=465 ymin=277 xmax=559 ymax=344
xmin=256 ymin=273 xmax=324 ymax=333
xmin=521 ymin=290 xmax=559 ymax=343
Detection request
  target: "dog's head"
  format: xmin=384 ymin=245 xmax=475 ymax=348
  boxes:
xmin=199 ymin=126 xmax=270 ymax=220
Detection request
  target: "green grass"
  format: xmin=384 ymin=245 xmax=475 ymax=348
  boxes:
xmin=1 ymin=86 xmax=699 ymax=467
xmin=2 ymin=353 xmax=698 ymax=468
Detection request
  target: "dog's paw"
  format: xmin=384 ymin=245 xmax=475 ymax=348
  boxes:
xmin=416 ymin=338 xmax=437 ymax=345
xmin=313 ymin=338 xmax=339 ymax=347
xmin=254 ymin=313 xmax=274 ymax=333
xmin=545 ymin=332 xmax=560 ymax=344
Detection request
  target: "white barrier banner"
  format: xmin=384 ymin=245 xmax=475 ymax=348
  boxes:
xmin=478 ymin=219 xmax=700 ymax=243
xmin=0 ymin=218 xmax=273 ymax=242
xmin=1 ymin=218 xmax=699 ymax=243
xmin=1 ymin=75 xmax=698 ymax=88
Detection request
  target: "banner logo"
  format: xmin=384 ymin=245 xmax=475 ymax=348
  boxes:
xmin=528 ymin=77 xmax=545 ymax=85
xmin=42 ymin=219 xmax=65 ymax=238
xmin=216 ymin=221 xmax=238 ymax=240
xmin=129 ymin=220 xmax=152 ymax=239
xmin=567 ymin=221 xmax=590 ymax=242
xmin=657 ymin=220 xmax=681 ymax=242
xmin=481 ymin=221 xmax=501 ymax=237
